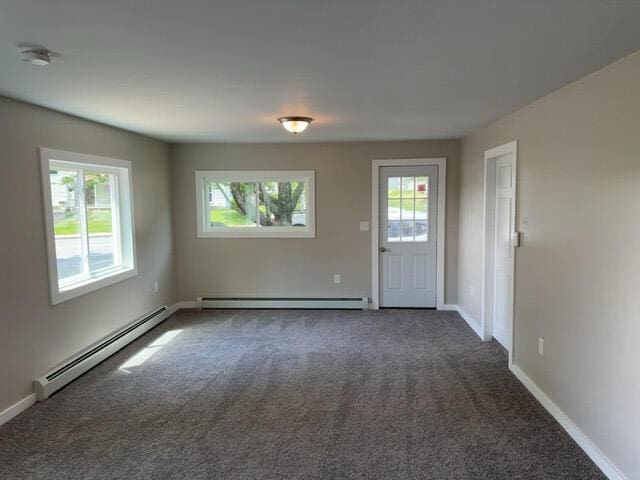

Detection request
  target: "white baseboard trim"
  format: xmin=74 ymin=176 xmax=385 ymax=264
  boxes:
xmin=440 ymin=304 xmax=458 ymax=311
xmin=181 ymin=299 xmax=202 ymax=309
xmin=455 ymin=305 xmax=483 ymax=339
xmin=510 ymin=364 xmax=626 ymax=480
xmin=0 ymin=393 xmax=37 ymax=427
xmin=168 ymin=300 xmax=201 ymax=314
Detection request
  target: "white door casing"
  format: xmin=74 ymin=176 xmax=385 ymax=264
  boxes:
xmin=379 ymin=165 xmax=438 ymax=307
xmin=481 ymin=141 xmax=517 ymax=362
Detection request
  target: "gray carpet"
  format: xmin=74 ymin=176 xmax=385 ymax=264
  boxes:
xmin=0 ymin=309 xmax=604 ymax=479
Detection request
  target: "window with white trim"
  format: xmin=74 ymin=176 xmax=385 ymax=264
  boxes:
xmin=196 ymin=171 xmax=315 ymax=238
xmin=40 ymin=149 xmax=137 ymax=304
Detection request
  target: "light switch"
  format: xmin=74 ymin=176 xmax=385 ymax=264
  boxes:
xmin=359 ymin=221 xmax=370 ymax=231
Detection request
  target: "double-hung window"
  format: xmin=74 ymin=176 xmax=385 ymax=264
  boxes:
xmin=40 ymin=149 xmax=137 ymax=304
xmin=195 ymin=170 xmax=315 ymax=238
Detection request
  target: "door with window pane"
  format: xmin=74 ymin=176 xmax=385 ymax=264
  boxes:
xmin=379 ymin=165 xmax=438 ymax=307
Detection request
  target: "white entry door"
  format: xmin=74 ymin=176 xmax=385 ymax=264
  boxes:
xmin=379 ymin=166 xmax=438 ymax=307
xmin=492 ymin=154 xmax=516 ymax=348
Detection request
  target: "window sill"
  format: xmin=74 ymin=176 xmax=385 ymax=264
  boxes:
xmin=52 ymin=266 xmax=137 ymax=305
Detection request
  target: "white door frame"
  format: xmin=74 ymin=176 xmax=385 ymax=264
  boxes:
xmin=371 ymin=158 xmax=447 ymax=310
xmin=481 ymin=141 xmax=517 ymax=366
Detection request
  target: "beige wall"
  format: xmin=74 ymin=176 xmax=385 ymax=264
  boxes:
xmin=0 ymin=97 xmax=178 ymax=413
xmin=1 ymin=45 xmax=637 ymax=477
xmin=458 ymin=51 xmax=640 ymax=478
xmin=171 ymin=141 xmax=459 ymax=304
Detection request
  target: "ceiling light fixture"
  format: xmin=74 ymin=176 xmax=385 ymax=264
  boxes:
xmin=278 ymin=116 xmax=313 ymax=134
xmin=21 ymin=48 xmax=52 ymax=66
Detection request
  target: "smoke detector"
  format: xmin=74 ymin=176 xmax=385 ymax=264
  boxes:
xmin=21 ymin=48 xmax=52 ymax=66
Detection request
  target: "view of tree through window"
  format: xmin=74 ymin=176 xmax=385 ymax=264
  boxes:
xmin=260 ymin=181 xmax=306 ymax=226
xmin=208 ymin=181 xmax=307 ymax=228
xmin=209 ymin=182 xmax=257 ymax=227
xmin=197 ymin=171 xmax=315 ymax=238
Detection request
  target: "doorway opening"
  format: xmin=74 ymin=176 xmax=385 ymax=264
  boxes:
xmin=481 ymin=141 xmax=517 ymax=364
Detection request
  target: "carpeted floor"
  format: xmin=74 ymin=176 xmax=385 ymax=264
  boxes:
xmin=0 ymin=309 xmax=604 ymax=479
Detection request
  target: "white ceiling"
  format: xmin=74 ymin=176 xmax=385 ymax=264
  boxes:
xmin=1 ymin=0 xmax=639 ymax=143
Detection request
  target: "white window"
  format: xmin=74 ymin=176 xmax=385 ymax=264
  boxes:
xmin=40 ymin=148 xmax=137 ymax=304
xmin=195 ymin=170 xmax=315 ymax=238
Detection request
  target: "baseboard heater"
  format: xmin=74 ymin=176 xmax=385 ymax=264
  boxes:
xmin=200 ymin=297 xmax=369 ymax=310
xmin=33 ymin=306 xmax=170 ymax=400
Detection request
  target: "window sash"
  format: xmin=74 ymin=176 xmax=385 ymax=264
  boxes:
xmin=196 ymin=171 xmax=315 ymax=238
xmin=50 ymin=161 xmax=124 ymax=289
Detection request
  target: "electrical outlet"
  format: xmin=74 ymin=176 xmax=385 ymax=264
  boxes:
xmin=153 ymin=281 xmax=159 ymax=293
xmin=538 ymin=337 xmax=544 ymax=356
xmin=359 ymin=221 xmax=370 ymax=231
xmin=334 ymin=274 xmax=341 ymax=284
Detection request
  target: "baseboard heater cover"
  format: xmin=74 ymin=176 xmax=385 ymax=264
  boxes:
xmin=201 ymin=297 xmax=369 ymax=310
xmin=34 ymin=306 xmax=170 ymax=400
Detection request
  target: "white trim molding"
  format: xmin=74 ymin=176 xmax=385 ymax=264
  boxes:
xmin=371 ymin=158 xmax=447 ymax=310
xmin=481 ymin=140 xmax=518 ymax=366
xmin=0 ymin=393 xmax=37 ymax=427
xmin=168 ymin=300 xmax=201 ymax=314
xmin=440 ymin=304 xmax=458 ymax=311
xmin=39 ymin=148 xmax=138 ymax=305
xmin=195 ymin=170 xmax=316 ymax=238
xmin=510 ymin=364 xmax=627 ymax=480
xmin=455 ymin=305 xmax=484 ymax=339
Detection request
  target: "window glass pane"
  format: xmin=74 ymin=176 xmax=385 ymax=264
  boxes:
xmin=401 ymin=199 xmax=414 ymax=220
xmin=388 ymin=177 xmax=401 ymax=198
xmin=415 ymin=176 xmax=428 ymax=198
xmin=208 ymin=182 xmax=257 ymax=228
xmin=388 ymin=220 xmax=401 ymax=242
xmin=259 ymin=181 xmax=307 ymax=227
xmin=388 ymin=199 xmax=401 ymax=220
xmin=85 ymin=172 xmax=118 ymax=272
xmin=50 ymin=169 xmax=84 ymax=285
xmin=401 ymin=177 xmax=414 ymax=198
xmin=401 ymin=220 xmax=414 ymax=242
xmin=415 ymin=220 xmax=428 ymax=242
xmin=415 ymin=199 xmax=428 ymax=220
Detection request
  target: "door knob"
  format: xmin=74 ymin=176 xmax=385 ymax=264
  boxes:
xmin=379 ymin=246 xmax=388 ymax=252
